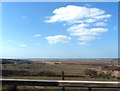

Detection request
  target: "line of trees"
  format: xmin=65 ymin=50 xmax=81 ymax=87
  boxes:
xmin=3 ymin=69 xmax=113 ymax=79
xmin=2 ymin=70 xmax=60 ymax=77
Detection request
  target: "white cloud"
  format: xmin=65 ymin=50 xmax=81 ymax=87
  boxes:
xmin=97 ymin=37 xmax=101 ymax=39
xmin=45 ymin=5 xmax=111 ymax=45
xmin=45 ymin=5 xmax=110 ymax=24
xmin=94 ymin=22 xmax=106 ymax=26
xmin=45 ymin=35 xmax=71 ymax=44
xmin=78 ymin=42 xmax=89 ymax=46
xmin=19 ymin=44 xmax=27 ymax=47
xmin=79 ymin=36 xmax=96 ymax=41
xmin=68 ymin=23 xmax=108 ymax=34
xmin=21 ymin=16 xmax=28 ymax=19
xmin=93 ymin=14 xmax=111 ymax=20
xmin=34 ymin=34 xmax=42 ymax=37
xmin=68 ymin=24 xmax=108 ymax=41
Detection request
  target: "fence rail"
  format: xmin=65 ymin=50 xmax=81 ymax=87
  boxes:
xmin=1 ymin=79 xmax=120 ymax=91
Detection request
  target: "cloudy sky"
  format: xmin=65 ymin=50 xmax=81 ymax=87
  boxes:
xmin=1 ymin=0 xmax=119 ymax=2
xmin=1 ymin=2 xmax=118 ymax=58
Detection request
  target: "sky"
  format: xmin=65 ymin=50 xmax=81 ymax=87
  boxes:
xmin=1 ymin=2 xmax=118 ymax=58
xmin=1 ymin=0 xmax=120 ymax=2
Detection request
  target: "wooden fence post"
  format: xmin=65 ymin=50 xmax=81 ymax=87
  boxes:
xmin=61 ymin=71 xmax=64 ymax=80
xmin=61 ymin=71 xmax=65 ymax=91
xmin=12 ymin=85 xmax=17 ymax=91
xmin=62 ymin=86 xmax=65 ymax=91
xmin=88 ymin=87 xmax=92 ymax=91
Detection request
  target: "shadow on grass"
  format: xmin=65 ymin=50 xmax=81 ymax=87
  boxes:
xmin=2 ymin=86 xmax=119 ymax=91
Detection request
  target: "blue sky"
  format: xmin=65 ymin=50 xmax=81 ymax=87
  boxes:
xmin=1 ymin=2 xmax=118 ymax=58
xmin=1 ymin=0 xmax=120 ymax=2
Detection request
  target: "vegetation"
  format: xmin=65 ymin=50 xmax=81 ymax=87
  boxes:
xmin=2 ymin=59 xmax=119 ymax=80
xmin=84 ymin=69 xmax=97 ymax=77
xmin=1 ymin=59 xmax=119 ymax=91
xmin=84 ymin=69 xmax=112 ymax=79
xmin=1 ymin=86 xmax=119 ymax=91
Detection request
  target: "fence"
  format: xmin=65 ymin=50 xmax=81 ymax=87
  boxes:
xmin=1 ymin=79 xmax=120 ymax=91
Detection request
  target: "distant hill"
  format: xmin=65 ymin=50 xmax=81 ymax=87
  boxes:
xmin=1 ymin=59 xmax=32 ymax=64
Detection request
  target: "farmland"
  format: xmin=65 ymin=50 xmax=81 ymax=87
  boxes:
xmin=1 ymin=58 xmax=119 ymax=80
xmin=1 ymin=58 xmax=119 ymax=91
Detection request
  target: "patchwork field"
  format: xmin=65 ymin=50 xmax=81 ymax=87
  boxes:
xmin=1 ymin=58 xmax=119 ymax=91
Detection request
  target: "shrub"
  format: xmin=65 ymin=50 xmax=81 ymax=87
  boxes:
xmin=84 ymin=69 xmax=97 ymax=77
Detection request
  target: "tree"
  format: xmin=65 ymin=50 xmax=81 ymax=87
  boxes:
xmin=84 ymin=69 xmax=97 ymax=77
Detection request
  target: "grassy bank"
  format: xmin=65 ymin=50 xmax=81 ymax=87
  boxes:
xmin=2 ymin=86 xmax=119 ymax=91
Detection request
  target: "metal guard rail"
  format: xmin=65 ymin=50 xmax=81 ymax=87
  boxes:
xmin=1 ymin=79 xmax=120 ymax=91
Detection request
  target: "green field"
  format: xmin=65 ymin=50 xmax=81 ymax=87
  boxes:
xmin=2 ymin=59 xmax=117 ymax=78
xmin=1 ymin=59 xmax=119 ymax=91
